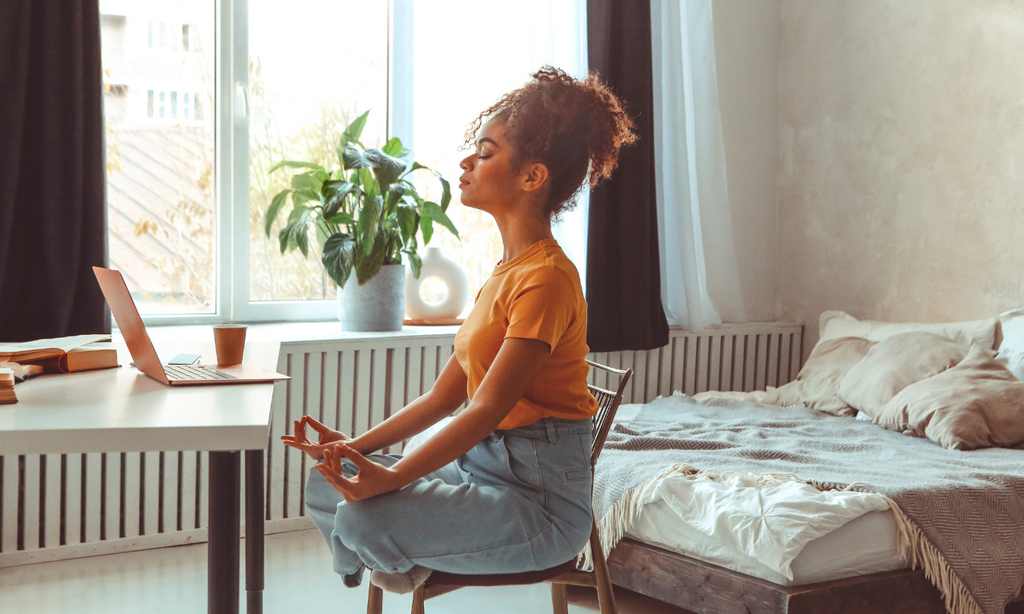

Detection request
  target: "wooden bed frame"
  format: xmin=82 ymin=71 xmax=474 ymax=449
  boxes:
xmin=607 ymin=538 xmax=1024 ymax=614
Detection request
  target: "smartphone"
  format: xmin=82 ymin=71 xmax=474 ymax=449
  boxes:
xmin=167 ymin=353 xmax=202 ymax=365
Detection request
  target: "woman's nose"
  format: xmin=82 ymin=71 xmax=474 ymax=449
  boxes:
xmin=459 ymin=154 xmax=475 ymax=171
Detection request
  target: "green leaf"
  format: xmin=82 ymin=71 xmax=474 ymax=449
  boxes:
xmin=315 ymin=219 xmax=330 ymax=252
xmin=291 ymin=171 xmax=324 ymax=199
xmin=420 ymin=200 xmax=459 ymax=239
xmin=278 ymin=205 xmax=313 ymax=256
xmin=342 ymin=143 xmax=367 ymax=170
xmin=364 ymin=148 xmax=407 ymax=195
xmin=357 ymin=194 xmax=383 ymax=256
xmin=438 ymin=174 xmax=452 ymax=211
xmin=322 ymin=234 xmax=356 ymax=288
xmin=358 ymin=167 xmax=377 ymax=197
xmin=340 ymin=111 xmax=369 ymax=149
xmin=381 ymin=137 xmax=410 ymax=160
xmin=268 ymin=160 xmax=325 ymax=174
xmin=355 ymin=234 xmax=387 ymax=285
xmin=396 ymin=203 xmax=417 ymax=243
xmin=326 ymin=211 xmax=357 ymax=225
xmin=385 ymin=185 xmax=405 ymax=216
xmin=264 ymin=189 xmax=291 ymax=237
xmin=419 ymin=215 xmax=434 ymax=245
xmin=403 ymin=247 xmax=422 ymax=279
xmin=322 ymin=180 xmax=358 ymax=219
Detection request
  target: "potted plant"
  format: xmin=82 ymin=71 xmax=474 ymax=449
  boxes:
xmin=264 ymin=110 xmax=459 ymax=331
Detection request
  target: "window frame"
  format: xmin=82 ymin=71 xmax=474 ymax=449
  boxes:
xmin=140 ymin=0 xmax=406 ymax=326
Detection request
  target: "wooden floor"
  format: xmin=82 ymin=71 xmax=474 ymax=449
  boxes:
xmin=0 ymin=529 xmax=693 ymax=614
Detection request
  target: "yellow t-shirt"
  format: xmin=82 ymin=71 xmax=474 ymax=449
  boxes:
xmin=454 ymin=238 xmax=598 ymax=430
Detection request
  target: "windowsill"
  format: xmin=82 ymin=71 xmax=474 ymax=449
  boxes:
xmin=140 ymin=321 xmax=461 ymax=345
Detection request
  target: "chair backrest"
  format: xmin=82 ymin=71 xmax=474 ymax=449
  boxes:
xmin=585 ymin=360 xmax=633 ymax=468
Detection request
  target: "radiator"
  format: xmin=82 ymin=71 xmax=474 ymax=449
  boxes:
xmin=0 ymin=322 xmax=801 ymax=567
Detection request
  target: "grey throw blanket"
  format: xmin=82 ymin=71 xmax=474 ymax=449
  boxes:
xmin=593 ymin=395 xmax=1024 ymax=614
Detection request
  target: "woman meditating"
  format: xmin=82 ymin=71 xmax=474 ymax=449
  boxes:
xmin=282 ymin=66 xmax=636 ymax=594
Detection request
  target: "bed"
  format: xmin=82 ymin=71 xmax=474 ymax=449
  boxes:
xmin=593 ymin=311 xmax=1024 ymax=614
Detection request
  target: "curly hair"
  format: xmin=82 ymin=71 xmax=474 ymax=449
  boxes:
xmin=464 ymin=66 xmax=637 ymax=220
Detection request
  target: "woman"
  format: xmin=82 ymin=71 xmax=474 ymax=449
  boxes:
xmin=282 ymin=66 xmax=636 ymax=594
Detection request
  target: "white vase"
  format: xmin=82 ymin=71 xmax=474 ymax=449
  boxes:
xmin=337 ymin=264 xmax=405 ymax=332
xmin=405 ymin=247 xmax=470 ymax=319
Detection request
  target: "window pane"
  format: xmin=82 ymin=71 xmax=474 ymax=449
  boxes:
xmin=247 ymin=0 xmax=388 ymax=302
xmin=101 ymin=0 xmax=216 ymax=315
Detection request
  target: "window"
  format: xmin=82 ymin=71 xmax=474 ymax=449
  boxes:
xmin=100 ymin=0 xmax=585 ymax=323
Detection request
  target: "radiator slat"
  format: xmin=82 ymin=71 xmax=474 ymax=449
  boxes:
xmin=286 ymin=353 xmax=305 ymax=519
xmin=24 ymin=455 xmax=40 ymax=550
xmin=388 ymin=348 xmax=407 ymax=455
xmin=84 ymin=453 xmax=102 ymax=543
xmin=44 ymin=454 xmax=61 ymax=548
xmin=105 ymin=452 xmax=120 ymax=540
xmin=180 ymin=451 xmax=197 ymax=531
xmin=370 ymin=349 xmax=387 ymax=438
xmin=65 ymin=453 xmax=82 ymax=546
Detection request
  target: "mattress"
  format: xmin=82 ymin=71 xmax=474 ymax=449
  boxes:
xmin=612 ymin=403 xmax=908 ymax=586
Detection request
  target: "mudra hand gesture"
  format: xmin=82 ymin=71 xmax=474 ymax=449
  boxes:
xmin=280 ymin=416 xmax=349 ymax=460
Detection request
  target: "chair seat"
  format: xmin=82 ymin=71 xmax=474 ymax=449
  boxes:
xmin=424 ymin=559 xmax=578 ymax=588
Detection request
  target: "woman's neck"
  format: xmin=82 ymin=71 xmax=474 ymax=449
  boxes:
xmin=494 ymin=214 xmax=554 ymax=265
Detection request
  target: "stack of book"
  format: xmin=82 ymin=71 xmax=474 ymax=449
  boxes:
xmin=0 ymin=368 xmax=15 ymax=404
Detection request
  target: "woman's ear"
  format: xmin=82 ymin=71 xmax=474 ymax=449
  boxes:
xmin=520 ymin=162 xmax=549 ymax=194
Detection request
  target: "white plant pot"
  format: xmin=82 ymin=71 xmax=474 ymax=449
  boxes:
xmin=338 ymin=264 xmax=405 ymax=332
xmin=405 ymin=247 xmax=471 ymax=319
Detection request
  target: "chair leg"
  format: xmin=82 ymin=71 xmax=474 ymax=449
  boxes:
xmin=367 ymin=583 xmax=384 ymax=614
xmin=411 ymin=584 xmax=426 ymax=614
xmin=589 ymin=522 xmax=618 ymax=614
xmin=550 ymin=582 xmax=569 ymax=614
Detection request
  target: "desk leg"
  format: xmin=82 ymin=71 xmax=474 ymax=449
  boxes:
xmin=209 ymin=451 xmax=240 ymax=614
xmin=245 ymin=450 xmax=265 ymax=614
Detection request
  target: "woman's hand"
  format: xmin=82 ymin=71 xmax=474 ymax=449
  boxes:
xmin=316 ymin=443 xmax=404 ymax=502
xmin=280 ymin=416 xmax=349 ymax=460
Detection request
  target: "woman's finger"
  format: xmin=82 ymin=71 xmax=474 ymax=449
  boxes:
xmin=332 ymin=442 xmax=371 ymax=470
xmin=303 ymin=416 xmax=330 ymax=434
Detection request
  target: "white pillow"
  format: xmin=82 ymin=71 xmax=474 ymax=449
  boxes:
xmin=817 ymin=310 xmax=998 ymax=351
xmin=996 ymin=309 xmax=1024 ymax=381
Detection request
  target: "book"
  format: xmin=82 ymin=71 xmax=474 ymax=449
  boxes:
xmin=0 ymin=362 xmax=44 ymax=380
xmin=0 ymin=368 xmax=15 ymax=404
xmin=37 ymin=342 xmax=120 ymax=374
xmin=0 ymin=335 xmax=111 ymax=363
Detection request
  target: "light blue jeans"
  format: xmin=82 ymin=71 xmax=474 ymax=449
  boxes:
xmin=304 ymin=417 xmax=594 ymax=578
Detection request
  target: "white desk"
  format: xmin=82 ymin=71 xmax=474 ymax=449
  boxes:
xmin=0 ymin=356 xmax=278 ymax=614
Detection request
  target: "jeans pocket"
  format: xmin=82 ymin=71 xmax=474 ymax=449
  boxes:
xmin=562 ymin=469 xmax=591 ymax=483
xmin=501 ymin=436 xmax=543 ymax=490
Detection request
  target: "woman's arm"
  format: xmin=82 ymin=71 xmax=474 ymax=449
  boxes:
xmin=315 ymin=337 xmax=551 ymax=502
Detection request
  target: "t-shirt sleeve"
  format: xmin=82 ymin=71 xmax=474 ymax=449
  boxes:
xmin=504 ymin=267 xmax=577 ymax=349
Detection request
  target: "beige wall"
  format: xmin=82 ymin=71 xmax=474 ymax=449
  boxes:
xmin=776 ymin=0 xmax=1024 ymax=356
xmin=714 ymin=0 xmax=781 ymax=322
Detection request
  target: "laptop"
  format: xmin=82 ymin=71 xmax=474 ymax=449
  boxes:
xmin=93 ymin=266 xmax=289 ymax=386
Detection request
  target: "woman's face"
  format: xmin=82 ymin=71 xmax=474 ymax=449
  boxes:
xmin=457 ymin=118 xmax=521 ymax=214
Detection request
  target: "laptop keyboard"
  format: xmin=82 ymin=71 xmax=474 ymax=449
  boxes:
xmin=164 ymin=365 xmax=237 ymax=381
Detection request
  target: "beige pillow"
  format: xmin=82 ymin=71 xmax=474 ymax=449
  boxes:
xmin=762 ymin=337 xmax=875 ymax=417
xmin=838 ymin=332 xmax=968 ymax=418
xmin=818 ymin=310 xmax=998 ymax=350
xmin=875 ymin=344 xmax=1024 ymax=450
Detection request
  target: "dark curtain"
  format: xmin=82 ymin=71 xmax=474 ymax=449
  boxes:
xmin=0 ymin=0 xmax=109 ymax=342
xmin=586 ymin=0 xmax=669 ymax=352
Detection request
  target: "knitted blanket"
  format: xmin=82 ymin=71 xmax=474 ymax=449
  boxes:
xmin=592 ymin=395 xmax=1024 ymax=614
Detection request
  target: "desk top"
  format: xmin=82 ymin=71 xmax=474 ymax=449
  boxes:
xmin=0 ymin=342 xmax=280 ymax=455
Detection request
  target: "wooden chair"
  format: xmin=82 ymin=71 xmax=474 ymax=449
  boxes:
xmin=367 ymin=359 xmax=633 ymax=614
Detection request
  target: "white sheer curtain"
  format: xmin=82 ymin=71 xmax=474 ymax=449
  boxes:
xmin=651 ymin=0 xmax=746 ymax=328
xmin=523 ymin=0 xmax=590 ymax=293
